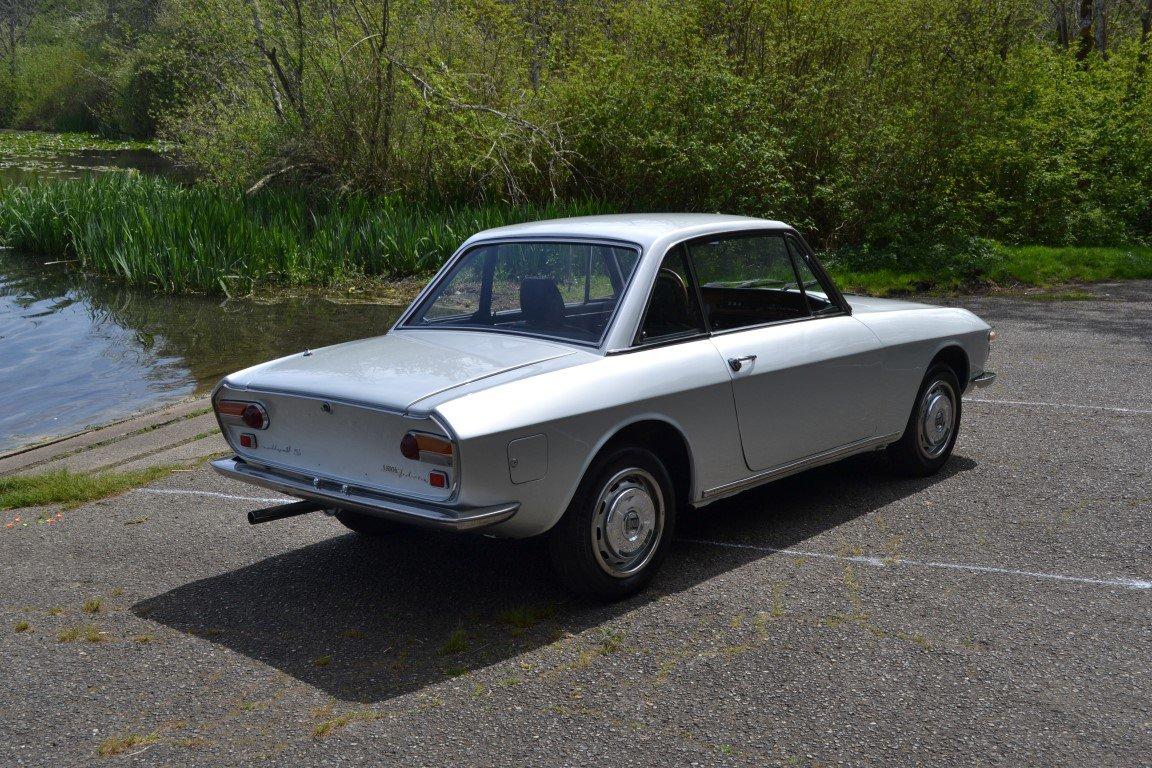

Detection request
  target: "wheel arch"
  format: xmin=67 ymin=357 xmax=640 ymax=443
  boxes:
xmin=929 ymin=343 xmax=970 ymax=390
xmin=559 ymin=416 xmax=695 ymax=526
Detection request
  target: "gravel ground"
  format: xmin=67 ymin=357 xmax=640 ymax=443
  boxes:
xmin=2 ymin=282 xmax=1149 ymax=767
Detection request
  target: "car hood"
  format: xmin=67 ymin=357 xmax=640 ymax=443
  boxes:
xmin=225 ymin=330 xmax=580 ymax=412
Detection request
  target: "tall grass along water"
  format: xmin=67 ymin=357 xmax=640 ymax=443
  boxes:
xmin=0 ymin=175 xmax=612 ymax=295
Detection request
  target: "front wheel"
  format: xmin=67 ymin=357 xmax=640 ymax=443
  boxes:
xmin=547 ymin=446 xmax=677 ymax=601
xmin=887 ymin=363 xmax=962 ymax=476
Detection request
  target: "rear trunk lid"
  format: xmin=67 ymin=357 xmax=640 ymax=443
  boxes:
xmin=216 ymin=329 xmax=577 ymax=500
xmin=227 ymin=329 xmax=577 ymax=412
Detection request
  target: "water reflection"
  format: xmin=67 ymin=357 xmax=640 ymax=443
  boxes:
xmin=0 ymin=146 xmax=195 ymax=186
xmin=0 ymin=253 xmax=402 ymax=452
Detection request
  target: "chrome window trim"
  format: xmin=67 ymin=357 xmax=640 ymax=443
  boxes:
xmin=611 ymin=228 xmax=851 ymax=354
xmin=394 ymin=236 xmax=644 ymax=351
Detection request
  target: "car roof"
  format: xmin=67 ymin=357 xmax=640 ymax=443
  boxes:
xmin=462 ymin=213 xmax=792 ymax=251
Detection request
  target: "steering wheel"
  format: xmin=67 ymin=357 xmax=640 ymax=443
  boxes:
xmin=656 ymin=267 xmax=690 ymax=306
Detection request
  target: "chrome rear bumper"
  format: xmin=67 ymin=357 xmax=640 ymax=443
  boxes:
xmin=210 ymin=457 xmax=518 ymax=532
xmin=971 ymin=370 xmax=997 ymax=389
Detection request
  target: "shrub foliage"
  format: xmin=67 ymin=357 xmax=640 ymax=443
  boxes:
xmin=1 ymin=0 xmax=1150 ymax=255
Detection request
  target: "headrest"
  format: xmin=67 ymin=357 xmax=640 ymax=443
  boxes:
xmin=520 ymin=277 xmax=565 ymax=327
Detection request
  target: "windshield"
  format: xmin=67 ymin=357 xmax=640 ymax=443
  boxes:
xmin=405 ymin=241 xmax=641 ymax=345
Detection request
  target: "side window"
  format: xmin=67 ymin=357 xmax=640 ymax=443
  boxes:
xmin=638 ymin=245 xmax=706 ymax=343
xmin=785 ymin=237 xmax=835 ymax=314
xmin=687 ymin=234 xmax=809 ymax=332
xmin=587 ymin=248 xmax=619 ymax=301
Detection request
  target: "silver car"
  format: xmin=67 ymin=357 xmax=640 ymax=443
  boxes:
xmin=212 ymin=214 xmax=996 ymax=599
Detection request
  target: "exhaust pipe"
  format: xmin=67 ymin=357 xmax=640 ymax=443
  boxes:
xmin=247 ymin=499 xmax=326 ymax=525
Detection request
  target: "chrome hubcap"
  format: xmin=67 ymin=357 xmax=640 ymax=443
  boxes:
xmin=918 ymin=381 xmax=956 ymax=459
xmin=591 ymin=468 xmax=664 ymax=578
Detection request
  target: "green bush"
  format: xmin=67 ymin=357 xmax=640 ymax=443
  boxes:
xmin=3 ymin=0 xmax=1152 ymax=255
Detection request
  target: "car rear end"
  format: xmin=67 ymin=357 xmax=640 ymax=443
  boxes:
xmin=210 ymin=381 xmax=519 ymax=531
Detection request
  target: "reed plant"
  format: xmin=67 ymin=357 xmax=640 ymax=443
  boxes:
xmin=0 ymin=175 xmax=612 ymax=294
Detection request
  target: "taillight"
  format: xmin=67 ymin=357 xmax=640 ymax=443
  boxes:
xmin=400 ymin=433 xmax=420 ymax=460
xmin=429 ymin=471 xmax=448 ymax=488
xmin=400 ymin=432 xmax=453 ymax=465
xmin=241 ymin=405 xmax=266 ymax=429
xmin=217 ymin=400 xmax=269 ymax=430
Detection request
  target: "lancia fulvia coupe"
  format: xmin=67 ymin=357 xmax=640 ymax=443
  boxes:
xmin=212 ymin=214 xmax=995 ymax=599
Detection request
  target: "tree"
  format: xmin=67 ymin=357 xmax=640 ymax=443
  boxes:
xmin=0 ymin=0 xmax=36 ymax=77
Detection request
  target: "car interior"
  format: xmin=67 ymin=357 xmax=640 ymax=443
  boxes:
xmin=700 ymin=283 xmax=814 ymax=330
xmin=510 ymin=277 xmax=610 ymax=342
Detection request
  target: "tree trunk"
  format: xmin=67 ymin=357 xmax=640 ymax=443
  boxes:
xmin=1139 ymin=0 xmax=1152 ymax=68
xmin=1053 ymin=0 xmax=1070 ymax=48
xmin=1093 ymin=0 xmax=1107 ymax=58
xmin=1076 ymin=0 xmax=1094 ymax=60
xmin=243 ymin=0 xmax=286 ymax=121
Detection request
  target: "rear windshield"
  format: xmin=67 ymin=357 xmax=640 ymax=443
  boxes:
xmin=404 ymin=241 xmax=641 ymax=345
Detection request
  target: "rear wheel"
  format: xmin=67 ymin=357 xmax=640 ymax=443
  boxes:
xmin=547 ymin=446 xmax=676 ymax=601
xmin=887 ymin=363 xmax=962 ymax=476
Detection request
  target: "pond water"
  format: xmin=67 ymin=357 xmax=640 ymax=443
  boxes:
xmin=0 ymin=140 xmax=403 ymax=453
xmin=0 ymin=252 xmax=402 ymax=453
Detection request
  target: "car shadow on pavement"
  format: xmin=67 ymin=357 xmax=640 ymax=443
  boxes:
xmin=133 ymin=452 xmax=976 ymax=704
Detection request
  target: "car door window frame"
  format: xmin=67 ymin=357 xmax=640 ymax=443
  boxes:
xmin=685 ymin=229 xmax=846 ymax=338
xmin=783 ymin=233 xmax=852 ymax=316
xmin=610 ymin=228 xmax=852 ymax=354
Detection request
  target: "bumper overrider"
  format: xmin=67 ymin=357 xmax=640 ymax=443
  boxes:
xmin=211 ymin=457 xmax=519 ymax=532
xmin=970 ymin=370 xmax=996 ymax=389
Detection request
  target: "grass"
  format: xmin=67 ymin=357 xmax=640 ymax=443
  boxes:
xmin=14 ymin=620 xmax=29 ymax=632
xmin=829 ymin=242 xmax=1152 ymax=296
xmin=82 ymin=598 xmax=103 ymax=614
xmin=0 ymin=129 xmax=154 ymax=156
xmin=0 ymin=466 xmax=177 ymax=511
xmin=0 ymin=175 xmax=613 ymax=295
xmin=2 ymin=174 xmax=1148 ymax=297
xmin=97 ymin=731 xmax=159 ymax=757
xmin=59 ymin=623 xmax=106 ymax=642
xmin=497 ymin=603 xmax=556 ymax=635
xmin=437 ymin=628 xmax=469 ymax=656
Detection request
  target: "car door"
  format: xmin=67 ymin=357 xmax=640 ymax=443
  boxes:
xmin=687 ymin=231 xmax=886 ymax=472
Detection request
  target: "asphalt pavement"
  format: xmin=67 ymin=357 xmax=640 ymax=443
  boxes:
xmin=2 ymin=282 xmax=1149 ymax=767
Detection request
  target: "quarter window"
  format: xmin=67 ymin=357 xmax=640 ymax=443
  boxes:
xmin=638 ymin=245 xmax=706 ymax=343
xmin=687 ymin=234 xmax=810 ymax=331
xmin=785 ymin=237 xmax=836 ymax=314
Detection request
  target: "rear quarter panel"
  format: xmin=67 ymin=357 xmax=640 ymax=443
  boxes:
xmin=433 ymin=337 xmax=744 ymax=538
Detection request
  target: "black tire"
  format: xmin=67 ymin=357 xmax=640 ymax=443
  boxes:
xmin=887 ymin=363 xmax=962 ymax=477
xmin=334 ymin=509 xmax=413 ymax=537
xmin=547 ymin=446 xmax=677 ymax=601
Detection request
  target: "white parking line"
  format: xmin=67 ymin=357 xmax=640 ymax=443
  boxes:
xmin=139 ymin=489 xmax=1151 ymax=591
xmin=135 ymin=488 xmax=287 ymax=504
xmin=680 ymin=538 xmax=1152 ymax=591
xmin=966 ymin=397 xmax=1152 ymax=415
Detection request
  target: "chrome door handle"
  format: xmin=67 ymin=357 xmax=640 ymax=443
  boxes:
xmin=727 ymin=355 xmax=757 ymax=372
